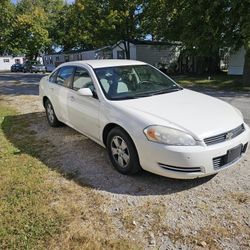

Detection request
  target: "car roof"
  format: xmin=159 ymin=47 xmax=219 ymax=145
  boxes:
xmin=60 ymin=59 xmax=147 ymax=69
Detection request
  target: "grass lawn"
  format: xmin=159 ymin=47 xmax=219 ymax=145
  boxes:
xmin=0 ymin=105 xmax=64 ymax=249
xmin=0 ymin=103 xmax=137 ymax=249
xmin=172 ymin=72 xmax=250 ymax=91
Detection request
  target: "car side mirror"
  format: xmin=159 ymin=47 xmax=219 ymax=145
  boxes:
xmin=77 ymin=88 xmax=93 ymax=97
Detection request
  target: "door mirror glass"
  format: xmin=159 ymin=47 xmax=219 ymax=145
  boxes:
xmin=77 ymin=88 xmax=93 ymax=97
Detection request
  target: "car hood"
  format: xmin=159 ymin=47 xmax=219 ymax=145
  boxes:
xmin=115 ymin=89 xmax=243 ymax=139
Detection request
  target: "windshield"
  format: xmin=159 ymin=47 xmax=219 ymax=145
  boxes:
xmin=94 ymin=65 xmax=182 ymax=100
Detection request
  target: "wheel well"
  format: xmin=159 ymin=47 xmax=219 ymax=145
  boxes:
xmin=43 ymin=96 xmax=49 ymax=108
xmin=102 ymin=123 xmax=119 ymax=146
xmin=102 ymin=123 xmax=138 ymax=149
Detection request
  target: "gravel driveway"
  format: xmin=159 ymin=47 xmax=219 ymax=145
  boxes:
xmin=0 ymin=72 xmax=249 ymax=249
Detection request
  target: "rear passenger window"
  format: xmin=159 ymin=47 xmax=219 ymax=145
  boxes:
xmin=56 ymin=66 xmax=75 ymax=87
xmin=73 ymin=67 xmax=94 ymax=91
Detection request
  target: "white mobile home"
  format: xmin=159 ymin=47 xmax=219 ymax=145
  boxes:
xmin=43 ymin=40 xmax=180 ymax=71
xmin=228 ymin=47 xmax=246 ymax=75
xmin=112 ymin=40 xmax=180 ymax=67
xmin=0 ymin=56 xmax=25 ymax=71
xmin=43 ymin=50 xmax=96 ymax=72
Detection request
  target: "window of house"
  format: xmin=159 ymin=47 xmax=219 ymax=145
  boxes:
xmin=117 ymin=51 xmax=125 ymax=59
xmin=3 ymin=59 xmax=10 ymax=63
xmin=56 ymin=56 xmax=59 ymax=62
xmin=65 ymin=55 xmax=69 ymax=62
xmin=49 ymin=57 xmax=53 ymax=64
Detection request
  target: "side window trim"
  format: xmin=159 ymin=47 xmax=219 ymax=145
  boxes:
xmin=49 ymin=69 xmax=59 ymax=83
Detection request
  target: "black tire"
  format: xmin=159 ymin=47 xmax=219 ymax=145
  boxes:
xmin=107 ymin=127 xmax=142 ymax=175
xmin=45 ymin=99 xmax=61 ymax=127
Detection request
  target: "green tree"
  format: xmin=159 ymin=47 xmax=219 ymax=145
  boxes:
xmin=15 ymin=0 xmax=65 ymax=54
xmin=14 ymin=5 xmax=50 ymax=59
xmin=56 ymin=0 xmax=145 ymax=57
xmin=102 ymin=0 xmax=145 ymax=58
xmin=0 ymin=0 xmax=15 ymax=55
xmin=144 ymin=0 xmax=250 ymax=84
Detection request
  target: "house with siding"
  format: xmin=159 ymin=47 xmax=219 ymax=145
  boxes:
xmin=43 ymin=50 xmax=96 ymax=72
xmin=112 ymin=40 xmax=180 ymax=68
xmin=43 ymin=40 xmax=180 ymax=71
xmin=0 ymin=56 xmax=25 ymax=71
xmin=228 ymin=47 xmax=246 ymax=75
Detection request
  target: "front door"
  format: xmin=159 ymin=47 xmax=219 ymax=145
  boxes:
xmin=67 ymin=66 xmax=100 ymax=141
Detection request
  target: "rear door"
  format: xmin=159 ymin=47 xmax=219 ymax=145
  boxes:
xmin=67 ymin=66 xmax=100 ymax=141
xmin=47 ymin=66 xmax=75 ymax=123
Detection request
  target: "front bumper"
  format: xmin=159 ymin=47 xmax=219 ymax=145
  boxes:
xmin=135 ymin=124 xmax=250 ymax=179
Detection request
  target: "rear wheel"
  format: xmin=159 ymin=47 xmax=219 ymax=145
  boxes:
xmin=107 ymin=127 xmax=142 ymax=175
xmin=45 ymin=99 xmax=61 ymax=127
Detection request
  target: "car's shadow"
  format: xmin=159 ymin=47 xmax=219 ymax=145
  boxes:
xmin=2 ymin=111 xmax=215 ymax=196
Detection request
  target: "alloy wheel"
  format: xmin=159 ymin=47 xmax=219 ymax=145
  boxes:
xmin=111 ymin=136 xmax=130 ymax=168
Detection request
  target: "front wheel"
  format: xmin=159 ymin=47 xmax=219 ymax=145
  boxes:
xmin=107 ymin=127 xmax=142 ymax=175
xmin=45 ymin=99 xmax=61 ymax=127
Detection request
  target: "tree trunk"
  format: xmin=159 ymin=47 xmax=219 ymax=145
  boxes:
xmin=243 ymin=47 xmax=250 ymax=86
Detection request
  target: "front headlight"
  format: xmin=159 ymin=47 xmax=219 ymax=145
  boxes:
xmin=144 ymin=125 xmax=198 ymax=146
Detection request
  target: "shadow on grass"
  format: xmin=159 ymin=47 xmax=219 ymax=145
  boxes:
xmin=2 ymin=111 xmax=214 ymax=196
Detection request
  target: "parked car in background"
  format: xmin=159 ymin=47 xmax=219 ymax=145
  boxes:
xmin=23 ymin=61 xmax=46 ymax=73
xmin=39 ymin=60 xmax=250 ymax=179
xmin=11 ymin=63 xmax=24 ymax=72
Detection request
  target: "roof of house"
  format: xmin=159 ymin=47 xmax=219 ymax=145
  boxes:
xmin=45 ymin=49 xmax=95 ymax=56
xmin=112 ymin=39 xmax=181 ymax=48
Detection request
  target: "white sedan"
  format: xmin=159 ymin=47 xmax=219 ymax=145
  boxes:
xmin=39 ymin=60 xmax=250 ymax=179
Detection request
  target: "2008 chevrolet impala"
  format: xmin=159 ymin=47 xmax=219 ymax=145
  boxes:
xmin=39 ymin=60 xmax=250 ymax=179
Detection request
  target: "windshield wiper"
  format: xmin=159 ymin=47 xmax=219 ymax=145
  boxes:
xmin=134 ymin=86 xmax=183 ymax=98
xmin=110 ymin=95 xmax=138 ymax=100
xmin=151 ymin=86 xmax=183 ymax=95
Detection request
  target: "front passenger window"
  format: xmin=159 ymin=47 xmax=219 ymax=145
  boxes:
xmin=73 ymin=67 xmax=94 ymax=91
xmin=56 ymin=66 xmax=75 ymax=87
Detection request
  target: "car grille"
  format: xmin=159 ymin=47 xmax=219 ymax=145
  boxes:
xmin=204 ymin=124 xmax=245 ymax=146
xmin=158 ymin=163 xmax=201 ymax=173
xmin=213 ymin=143 xmax=248 ymax=169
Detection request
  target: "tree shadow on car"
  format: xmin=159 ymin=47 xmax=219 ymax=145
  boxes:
xmin=1 ymin=112 xmax=215 ymax=196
